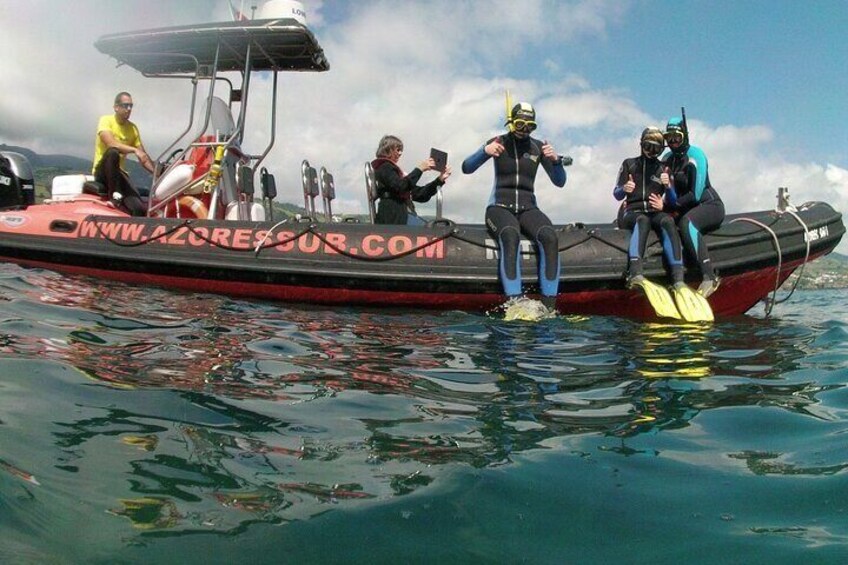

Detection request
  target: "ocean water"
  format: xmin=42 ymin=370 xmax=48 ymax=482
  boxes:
xmin=0 ymin=264 xmax=846 ymax=564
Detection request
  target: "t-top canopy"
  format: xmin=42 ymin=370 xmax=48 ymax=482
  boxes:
xmin=95 ymin=18 xmax=329 ymax=74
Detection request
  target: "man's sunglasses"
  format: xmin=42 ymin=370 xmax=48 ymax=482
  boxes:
xmin=117 ymin=103 xmax=134 ymax=109
xmin=513 ymin=119 xmax=537 ymax=132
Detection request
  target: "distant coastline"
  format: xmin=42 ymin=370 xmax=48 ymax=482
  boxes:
xmin=785 ymin=252 xmax=848 ymax=290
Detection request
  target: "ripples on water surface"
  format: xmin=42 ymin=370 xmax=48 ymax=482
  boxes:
xmin=1 ymin=264 xmax=846 ymax=563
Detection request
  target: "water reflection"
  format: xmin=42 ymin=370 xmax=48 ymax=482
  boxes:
xmin=0 ymin=266 xmax=844 ymax=537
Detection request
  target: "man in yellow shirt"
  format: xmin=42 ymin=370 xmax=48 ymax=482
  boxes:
xmin=92 ymin=92 xmax=155 ymax=216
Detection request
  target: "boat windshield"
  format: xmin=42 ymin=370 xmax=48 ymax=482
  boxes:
xmin=203 ymin=97 xmax=236 ymax=140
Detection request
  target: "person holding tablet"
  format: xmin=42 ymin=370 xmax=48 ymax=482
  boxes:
xmin=371 ymin=135 xmax=452 ymax=225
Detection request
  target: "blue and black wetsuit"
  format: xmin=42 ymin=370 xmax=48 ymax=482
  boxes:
xmin=614 ymin=155 xmax=683 ymax=283
xmin=462 ymin=133 xmax=566 ymax=298
xmin=662 ymin=144 xmax=725 ymax=282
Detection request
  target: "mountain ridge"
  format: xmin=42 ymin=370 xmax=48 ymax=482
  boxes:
xmin=1 ymin=143 xmax=151 ymax=187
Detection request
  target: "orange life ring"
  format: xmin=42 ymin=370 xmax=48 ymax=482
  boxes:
xmin=163 ymin=195 xmax=208 ymax=219
xmin=178 ymin=195 xmax=208 ymax=218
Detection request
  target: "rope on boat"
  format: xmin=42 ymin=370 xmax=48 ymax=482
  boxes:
xmin=182 ymin=221 xmax=315 ymax=252
xmin=251 ymin=218 xmax=459 ymax=262
xmin=90 ymin=218 xmax=191 ymax=247
xmin=308 ymin=226 xmax=456 ymax=262
xmin=728 ymin=209 xmax=811 ymax=317
xmin=90 ymin=215 xmax=609 ymax=261
xmin=772 ymin=208 xmax=812 ymax=306
xmin=449 ymin=230 xmax=498 ymax=250
xmin=584 ymin=228 xmax=628 ymax=254
xmin=253 ymin=218 xmax=292 ymax=255
xmin=447 ymin=223 xmax=598 ymax=253
xmin=87 ymin=214 xmax=454 ymax=259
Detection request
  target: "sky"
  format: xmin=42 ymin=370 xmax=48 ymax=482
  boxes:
xmin=1 ymin=0 xmax=846 ymax=253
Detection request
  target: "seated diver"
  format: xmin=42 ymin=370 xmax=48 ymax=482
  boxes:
xmin=371 ymin=135 xmax=451 ymax=225
xmin=661 ymin=115 xmax=725 ymax=298
xmin=461 ymin=101 xmax=567 ymax=310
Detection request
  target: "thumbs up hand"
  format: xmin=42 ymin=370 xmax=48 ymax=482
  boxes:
xmin=541 ymin=140 xmax=557 ymax=161
xmin=660 ymin=167 xmax=671 ymax=187
xmin=623 ymin=174 xmax=636 ymax=194
xmin=485 ymin=139 xmax=505 ymax=157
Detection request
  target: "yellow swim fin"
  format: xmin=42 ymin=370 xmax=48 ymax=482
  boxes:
xmin=630 ymin=276 xmax=682 ymax=320
xmin=671 ymin=283 xmax=714 ymax=322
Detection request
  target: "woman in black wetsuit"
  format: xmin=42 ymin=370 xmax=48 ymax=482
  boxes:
xmin=462 ymin=102 xmax=567 ymax=308
xmin=371 ymin=135 xmax=451 ymax=225
xmin=614 ymin=127 xmax=685 ymax=287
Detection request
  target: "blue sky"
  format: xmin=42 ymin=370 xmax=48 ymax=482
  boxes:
xmin=1 ymin=0 xmax=846 ymax=252
xmin=574 ymin=1 xmax=847 ymax=166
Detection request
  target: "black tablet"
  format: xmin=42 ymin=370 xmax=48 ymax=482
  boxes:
xmin=430 ymin=148 xmax=448 ymax=172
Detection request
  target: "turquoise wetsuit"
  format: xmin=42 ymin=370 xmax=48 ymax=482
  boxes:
xmin=661 ymin=119 xmax=724 ymax=282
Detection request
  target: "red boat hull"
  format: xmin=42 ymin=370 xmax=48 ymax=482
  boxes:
xmin=0 ymin=198 xmax=843 ymax=319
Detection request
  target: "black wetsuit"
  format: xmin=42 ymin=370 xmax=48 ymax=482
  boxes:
xmin=462 ymin=133 xmax=566 ymax=297
xmin=372 ymin=158 xmax=443 ymax=225
xmin=614 ymin=155 xmax=684 ymax=282
xmin=662 ymin=144 xmax=725 ymax=282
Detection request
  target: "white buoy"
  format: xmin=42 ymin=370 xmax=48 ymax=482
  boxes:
xmin=153 ymin=163 xmax=195 ymax=200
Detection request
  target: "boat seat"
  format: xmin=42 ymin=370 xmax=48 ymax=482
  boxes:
xmin=364 ymin=161 xmax=377 ymax=224
xmin=301 ymin=160 xmax=319 ymax=219
xmin=82 ymin=181 xmax=108 ymax=198
xmin=259 ymin=167 xmax=277 ymax=220
xmin=320 ymin=166 xmax=335 ymax=222
xmin=51 ymin=174 xmax=95 ymax=201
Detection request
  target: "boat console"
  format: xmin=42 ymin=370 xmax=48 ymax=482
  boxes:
xmin=94 ymin=11 xmax=329 ymax=221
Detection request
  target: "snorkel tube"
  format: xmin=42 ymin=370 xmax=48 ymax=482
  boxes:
xmin=504 ymin=89 xmax=515 ymax=132
xmin=666 ymin=107 xmax=690 ymax=154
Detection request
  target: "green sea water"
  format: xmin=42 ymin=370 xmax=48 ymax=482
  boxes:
xmin=1 ymin=265 xmax=846 ymax=564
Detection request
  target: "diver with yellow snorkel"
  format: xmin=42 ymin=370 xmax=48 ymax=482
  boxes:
xmin=462 ymin=93 xmax=567 ymax=311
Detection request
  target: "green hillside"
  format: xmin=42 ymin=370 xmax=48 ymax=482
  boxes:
xmin=786 ymin=251 xmax=848 ymax=289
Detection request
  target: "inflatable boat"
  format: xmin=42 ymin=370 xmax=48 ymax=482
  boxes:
xmin=0 ymin=14 xmax=843 ymax=319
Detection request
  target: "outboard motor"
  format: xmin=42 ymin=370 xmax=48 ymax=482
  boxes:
xmin=0 ymin=151 xmax=35 ymax=207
